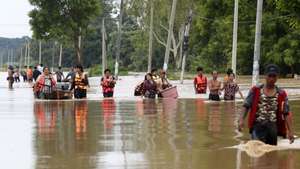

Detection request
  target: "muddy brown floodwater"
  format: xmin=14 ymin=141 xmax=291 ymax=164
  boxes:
xmin=0 ymin=76 xmax=300 ymax=169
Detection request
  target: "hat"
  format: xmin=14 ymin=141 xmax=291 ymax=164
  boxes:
xmin=264 ymin=64 xmax=279 ymax=75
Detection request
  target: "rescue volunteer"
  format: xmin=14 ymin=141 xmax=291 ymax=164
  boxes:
xmin=70 ymin=65 xmax=89 ymax=99
xmin=238 ymin=64 xmax=295 ymax=145
xmin=101 ymin=69 xmax=116 ymax=98
xmin=194 ymin=67 xmax=207 ymax=94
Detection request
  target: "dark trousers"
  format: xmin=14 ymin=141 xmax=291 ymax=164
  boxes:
xmin=251 ymin=122 xmax=277 ymax=145
xmin=209 ymin=94 xmax=220 ymax=101
xmin=103 ymin=92 xmax=114 ymax=98
xmin=74 ymin=89 xmax=87 ymax=99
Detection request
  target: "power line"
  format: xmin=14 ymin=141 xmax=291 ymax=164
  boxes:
xmin=196 ymin=14 xmax=294 ymax=25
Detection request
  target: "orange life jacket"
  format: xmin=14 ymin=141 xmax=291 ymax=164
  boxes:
xmin=194 ymin=75 xmax=207 ymax=93
xmin=74 ymin=73 xmax=88 ymax=90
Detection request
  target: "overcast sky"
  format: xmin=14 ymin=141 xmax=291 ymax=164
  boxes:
xmin=0 ymin=0 xmax=33 ymax=38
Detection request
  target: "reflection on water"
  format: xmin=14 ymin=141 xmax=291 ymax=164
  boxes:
xmin=30 ymin=100 xmax=300 ymax=169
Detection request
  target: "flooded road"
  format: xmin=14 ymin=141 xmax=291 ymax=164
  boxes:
xmin=0 ymin=74 xmax=300 ymax=169
xmin=0 ymin=88 xmax=300 ymax=169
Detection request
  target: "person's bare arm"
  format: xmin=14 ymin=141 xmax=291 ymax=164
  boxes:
xmin=238 ymin=90 xmax=244 ymax=100
xmin=285 ymin=113 xmax=295 ymax=144
xmin=238 ymin=107 xmax=249 ymax=132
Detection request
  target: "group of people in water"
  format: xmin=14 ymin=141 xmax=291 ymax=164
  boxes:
xmin=134 ymin=69 xmax=172 ymax=99
xmin=6 ymin=63 xmax=118 ymax=100
xmin=5 ymin=63 xmax=297 ymax=147
xmin=194 ymin=67 xmax=244 ymax=101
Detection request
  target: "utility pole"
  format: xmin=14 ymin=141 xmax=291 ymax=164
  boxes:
xmin=163 ymin=0 xmax=178 ymax=71
xmin=28 ymin=42 xmax=31 ymax=67
xmin=7 ymin=48 xmax=10 ymax=66
xmin=147 ymin=0 xmax=154 ymax=73
xmin=25 ymin=43 xmax=28 ymax=68
xmin=52 ymin=42 xmax=56 ymax=72
xmin=39 ymin=40 xmax=42 ymax=64
xmin=59 ymin=44 xmax=63 ymax=67
xmin=102 ymin=18 xmax=107 ymax=76
xmin=252 ymin=0 xmax=263 ymax=86
xmin=19 ymin=47 xmax=23 ymax=68
xmin=115 ymin=0 xmax=124 ymax=79
xmin=232 ymin=0 xmax=238 ymax=75
xmin=180 ymin=9 xmax=193 ymax=84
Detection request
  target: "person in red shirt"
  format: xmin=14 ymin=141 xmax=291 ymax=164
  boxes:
xmin=101 ymin=69 xmax=116 ymax=98
xmin=194 ymin=67 xmax=207 ymax=94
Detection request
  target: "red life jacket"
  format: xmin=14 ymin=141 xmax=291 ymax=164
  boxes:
xmin=101 ymin=76 xmax=115 ymax=93
xmin=194 ymin=75 xmax=207 ymax=93
xmin=248 ymin=86 xmax=292 ymax=137
xmin=36 ymin=75 xmax=56 ymax=92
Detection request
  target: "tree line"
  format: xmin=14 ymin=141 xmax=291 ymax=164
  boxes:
xmin=0 ymin=0 xmax=299 ymax=76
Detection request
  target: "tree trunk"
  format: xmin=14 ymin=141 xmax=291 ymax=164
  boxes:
xmin=59 ymin=44 xmax=63 ymax=67
xmin=163 ymin=0 xmax=178 ymax=71
xmin=19 ymin=47 xmax=23 ymax=68
xmin=24 ymin=43 xmax=28 ymax=67
xmin=148 ymin=0 xmax=154 ymax=73
xmin=102 ymin=18 xmax=107 ymax=76
xmin=39 ymin=40 xmax=42 ymax=64
xmin=74 ymin=28 xmax=82 ymax=64
xmin=180 ymin=9 xmax=193 ymax=84
xmin=28 ymin=42 xmax=31 ymax=67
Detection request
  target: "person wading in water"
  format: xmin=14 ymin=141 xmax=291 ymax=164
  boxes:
xmin=157 ymin=70 xmax=172 ymax=97
xmin=222 ymin=73 xmax=244 ymax=101
xmin=70 ymin=65 xmax=89 ymax=99
xmin=238 ymin=64 xmax=295 ymax=145
xmin=101 ymin=69 xmax=116 ymax=98
xmin=194 ymin=67 xmax=207 ymax=94
xmin=208 ymin=71 xmax=221 ymax=101
xmin=7 ymin=65 xmax=14 ymax=89
xmin=143 ymin=73 xmax=157 ymax=99
xmin=34 ymin=67 xmax=56 ymax=99
xmin=33 ymin=66 xmax=41 ymax=82
xmin=55 ymin=66 xmax=64 ymax=83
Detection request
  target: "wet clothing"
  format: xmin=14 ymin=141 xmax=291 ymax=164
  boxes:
xmin=134 ymin=82 xmax=144 ymax=96
xmin=251 ymin=122 xmax=278 ymax=145
xmin=7 ymin=69 xmax=14 ymax=89
xmin=71 ymin=73 xmax=89 ymax=99
xmin=208 ymin=79 xmax=221 ymax=101
xmin=143 ymin=80 xmax=157 ymax=99
xmin=33 ymin=69 xmax=41 ymax=81
xmin=35 ymin=74 xmax=56 ymax=99
xmin=256 ymin=92 xmax=278 ymax=123
xmin=243 ymin=85 xmax=291 ymax=145
xmin=74 ymin=89 xmax=87 ymax=99
xmin=209 ymin=94 xmax=220 ymax=101
xmin=224 ymin=82 xmax=239 ymax=100
xmin=194 ymin=75 xmax=207 ymax=94
xmin=103 ymin=92 xmax=114 ymax=98
xmin=101 ymin=76 xmax=116 ymax=98
xmin=55 ymin=71 xmax=64 ymax=82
